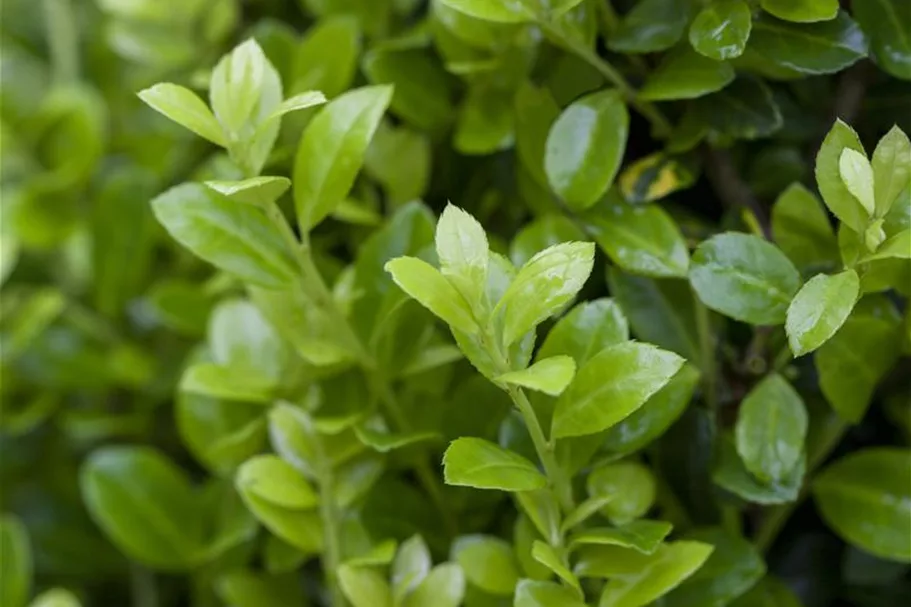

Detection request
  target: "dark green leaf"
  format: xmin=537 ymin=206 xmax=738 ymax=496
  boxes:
xmin=607 ymin=0 xmax=689 ymax=54
xmin=689 ymin=1 xmax=753 ymax=60
xmin=293 ymin=16 xmax=361 ymax=97
xmin=713 ymin=436 xmax=803 ymax=505
xmin=0 ymin=516 xmax=30 ymax=607
xmin=771 ymin=183 xmax=839 ymax=272
xmin=747 ymin=12 xmax=868 ymax=75
xmin=853 ymin=0 xmax=911 ymax=80
xmin=640 ymin=48 xmax=736 ymax=101
xmin=696 ymin=77 xmax=783 ymax=140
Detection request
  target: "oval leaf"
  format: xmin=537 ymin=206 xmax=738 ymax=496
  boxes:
xmin=786 ymin=269 xmax=860 ymax=356
xmin=443 ymin=437 xmax=546 ymax=491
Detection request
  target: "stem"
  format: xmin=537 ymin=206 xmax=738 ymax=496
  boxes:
xmin=693 ymin=293 xmax=717 ymax=411
xmin=317 ymin=459 xmax=346 ymax=607
xmin=43 ymin=0 xmax=79 ymax=84
xmin=539 ymin=21 xmax=671 ymax=136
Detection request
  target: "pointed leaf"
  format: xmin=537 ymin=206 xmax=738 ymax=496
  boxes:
xmin=871 ymin=125 xmax=911 ymax=215
xmin=838 ymin=148 xmax=876 ymax=215
xmin=497 ymin=356 xmax=576 ymax=396
xmin=138 ymin=83 xmax=226 ymax=146
xmin=640 ymin=48 xmax=735 ymax=101
xmin=816 ymin=119 xmax=869 ymax=232
xmin=385 ymin=256 xmax=478 ymax=335
xmin=265 ymin=91 xmax=326 ymax=121
xmin=436 ymin=204 xmax=489 ymax=306
xmin=443 ymin=437 xmax=546 ymax=491
xmin=537 ymin=298 xmax=629 ymax=366
xmin=786 ymin=270 xmax=860 ymax=356
xmin=204 ymin=177 xmax=291 ymax=207
xmin=771 ymin=183 xmax=839 ymax=271
xmin=532 ymin=541 xmax=581 ymax=591
xmin=570 ymin=521 xmax=673 ymax=555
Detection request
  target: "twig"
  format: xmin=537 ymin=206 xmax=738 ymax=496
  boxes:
xmin=702 ymin=145 xmax=773 ymax=240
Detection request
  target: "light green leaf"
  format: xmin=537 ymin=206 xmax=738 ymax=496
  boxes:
xmin=354 ymin=423 xmax=439 ymax=453
xmin=515 ymin=579 xmax=587 ymax=607
xmin=532 ymin=541 xmax=581 ymax=591
xmin=443 ymin=437 xmax=546 ymax=491
xmin=713 ymin=436 xmax=803 ymax=505
xmin=151 ymin=183 xmax=297 ymax=288
xmin=814 ymin=448 xmax=911 ymax=562
xmin=339 ymin=564 xmax=392 ymax=607
xmin=237 ymin=479 xmax=324 ymax=554
xmin=587 ymin=461 xmax=657 ymax=526
xmin=402 ymin=563 xmax=466 ymax=607
xmin=436 ymin=203 xmax=489 ymax=307
xmin=365 ymin=122 xmax=431 ymax=205
xmin=497 ymin=356 xmax=576 ymax=396
xmin=28 ymin=589 xmax=82 ymax=607
xmin=392 ymin=535 xmax=431 ymax=599
xmin=689 ymin=1 xmax=753 ymax=60
xmin=537 ymin=298 xmax=629 ymax=366
xmin=385 ymin=256 xmax=478 ymax=335
xmin=515 ymin=490 xmax=562 ymax=545
xmin=498 ymin=241 xmax=595 ymax=347
xmin=204 ymin=177 xmax=291 ymax=207
xmin=545 ymin=90 xmax=629 ymax=211
xmin=235 ymin=455 xmax=318 ymax=510
xmin=734 ymin=374 xmax=808 ymax=484
xmin=583 ymin=194 xmax=690 ymax=278
xmin=561 ymin=495 xmax=615 ymax=532
xmin=436 ymin=0 xmax=534 ymax=24
xmin=771 ymin=183 xmax=839 ymax=272
xmin=871 ymin=125 xmax=911 ymax=216
xmin=514 ymin=82 xmax=561 ymax=188
xmin=761 ymin=0 xmax=839 ymax=23
xmin=864 ymin=228 xmax=911 ymax=261
xmin=454 ymin=83 xmax=515 ymax=155
xmin=137 ymin=83 xmax=226 ymax=146
xmin=179 ymin=363 xmax=276 ymax=403
xmin=334 ymin=456 xmax=384 ymax=509
xmin=209 ymin=39 xmax=273 ymax=135
xmin=816 ymin=119 xmax=869 ymax=232
xmin=640 ymin=48 xmax=735 ymax=101
xmin=570 ymin=520 xmax=673 ymax=555
xmin=689 ymin=232 xmax=801 ymax=325
xmin=553 ymin=342 xmax=684 ymax=439
xmin=452 ymin=535 xmax=520 ymax=595
xmin=786 ymin=270 xmax=860 ymax=356
xmin=594 ymin=541 xmax=715 ymax=606
xmin=294 ymin=85 xmax=393 ymax=231
xmin=838 ymin=148 xmax=876 ymax=215
xmin=510 ymin=215 xmax=587 ymax=268
xmin=80 ymin=447 xmax=204 ymax=570
xmin=208 ymin=298 xmax=287 ymax=380
xmin=0 ymin=516 xmax=30 ymax=607
xmin=607 ymin=0 xmax=689 ymax=54
xmin=265 ymin=90 xmax=327 ymax=121
xmin=853 ymin=0 xmax=911 ymax=81
xmin=292 ymin=17 xmax=361 ymax=98
xmin=345 ymin=540 xmax=398 ymax=568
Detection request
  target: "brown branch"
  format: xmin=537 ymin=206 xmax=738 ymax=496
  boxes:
xmin=702 ymin=145 xmax=773 ymax=240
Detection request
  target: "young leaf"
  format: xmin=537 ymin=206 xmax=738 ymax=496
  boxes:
xmin=496 ymin=355 xmax=576 ymax=396
xmin=235 ymin=455 xmax=318 ymax=509
xmin=531 ymin=541 xmax=581 ymax=591
xmin=265 ymin=90 xmax=327 ymax=121
xmin=864 ymin=228 xmax=911 ymax=261
xmin=587 ymin=461 xmax=657 ymax=525
xmin=294 ymin=85 xmax=393 ymax=231
xmin=204 ymin=177 xmax=291 ymax=207
xmin=338 ymin=565 xmax=392 ymax=607
xmin=689 ymin=232 xmax=801 ymax=325
xmin=436 ymin=0 xmax=534 ymax=24
xmin=0 ymin=516 xmax=30 ymax=607
xmin=569 ymin=520 xmax=673 ymax=555
xmin=385 ymin=257 xmax=478 ymax=335
xmin=537 ymin=298 xmax=629 ymax=365
xmin=552 ymin=342 xmax=684 ymax=439
xmin=401 ymin=564 xmax=465 ymax=607
xmin=151 ymin=183 xmax=297 ymax=288
xmin=451 ymin=535 xmax=520 ymax=595
xmin=392 ymin=535 xmax=431 ymax=598
xmin=443 ymin=437 xmax=546 ymax=491
xmin=497 ymin=241 xmax=595 ymax=347
xmin=786 ymin=270 xmax=860 ymax=356
xmin=545 ymin=90 xmax=629 ymax=210
xmin=813 ymin=447 xmax=911 ymax=563
xmin=640 ymin=48 xmax=735 ymax=101
xmin=870 ymin=125 xmax=911 ymax=216
xmin=838 ymin=148 xmax=876 ymax=215
xmin=137 ymin=83 xmax=226 ymax=146
xmin=689 ymin=1 xmax=752 ymax=60
xmin=734 ymin=374 xmax=808 ymax=484
xmin=435 ymin=204 xmax=489 ymax=307
xmin=209 ymin=39 xmax=272 ymax=135
xmin=760 ymin=0 xmax=839 ymax=23
xmin=815 ymin=119 xmax=869 ymax=233
xmin=515 ymin=580 xmax=587 ymax=607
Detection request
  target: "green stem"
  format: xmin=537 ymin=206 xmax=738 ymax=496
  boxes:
xmin=693 ymin=293 xmax=717 ymax=411
xmin=317 ymin=458 xmax=346 ymax=607
xmin=539 ymin=21 xmax=671 ymax=137
xmin=43 ymin=0 xmax=79 ymax=84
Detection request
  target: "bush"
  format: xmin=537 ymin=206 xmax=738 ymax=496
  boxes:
xmin=2 ymin=1 xmax=910 ymax=606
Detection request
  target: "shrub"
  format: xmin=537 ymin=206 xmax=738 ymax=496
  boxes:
xmin=1 ymin=1 xmax=910 ymax=606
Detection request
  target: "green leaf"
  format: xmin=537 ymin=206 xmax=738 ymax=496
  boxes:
xmin=436 ymin=204 xmax=489 ymax=307
xmin=729 ymin=577 xmax=803 ymax=607
xmin=713 ymin=436 xmax=803 ymax=505
xmin=236 ymin=474 xmax=324 ymax=553
xmin=871 ymin=125 xmax=911 ymax=216
xmin=816 ymin=310 xmax=902 ymax=423
xmin=537 ymin=298 xmax=629 ymax=366
xmin=515 ymin=490 xmax=562 ymax=546
xmin=392 ymin=535 xmax=431 ymax=598
xmin=814 ymin=448 xmax=911 ymax=562
xmin=864 ymin=228 xmax=911 ymax=261
xmin=583 ymin=194 xmax=690 ymax=278
xmin=402 ymin=563 xmax=466 ymax=607
xmin=151 ymin=182 xmax=297 ymax=288
xmin=216 ymin=571 xmax=306 ymax=607
xmin=437 ymin=0 xmax=534 ymax=23
xmin=734 ymin=374 xmax=808 ymax=484
xmin=294 ymin=85 xmax=393 ymax=231
xmin=761 ymin=0 xmax=839 ymax=23
xmin=339 ymin=564 xmax=393 ymax=607
xmin=545 ymin=90 xmax=629 ymax=211
xmin=292 ymin=17 xmax=361 ymax=97
xmin=640 ymin=48 xmax=735 ymax=101
xmin=607 ymin=0 xmax=689 ymax=54
xmin=498 ymin=241 xmax=595 ymax=347
xmin=594 ymin=541 xmax=715 ymax=605
xmin=816 ymin=119 xmax=869 ymax=233
xmin=689 ymin=232 xmax=801 ymax=325
xmin=510 ymin=215 xmax=587 ymax=268
xmin=28 ymin=589 xmax=82 ymax=607
xmin=497 ymin=356 xmax=576 ymax=396
xmin=587 ymin=461 xmax=657 ymax=525
xmin=235 ymin=455 xmax=318 ymax=509
xmin=689 ymin=1 xmax=753 ymax=60
xmin=80 ymin=447 xmax=203 ymax=570
xmin=515 ymin=579 xmax=587 ymax=607
xmin=663 ymin=528 xmax=766 ymax=607
xmin=204 ymin=177 xmax=291 ymax=207
xmin=385 ymin=256 xmax=478 ymax=335
xmin=514 ymin=82 xmax=561 ymax=188
xmin=838 ymin=148 xmax=876 ymax=215
xmin=771 ymin=183 xmax=839 ymax=272
xmin=208 ymin=298 xmax=287 ymax=380
xmin=746 ymin=12 xmax=868 ymax=76
xmin=786 ymin=270 xmax=860 ymax=356
xmin=532 ymin=541 xmax=581 ymax=591
xmin=137 ymin=83 xmax=226 ymax=146
xmin=454 ymin=83 xmax=515 ymax=155
xmin=695 ymin=77 xmax=783 ymax=141
xmin=266 ymin=90 xmax=327 ymax=121
xmin=209 ymin=39 xmax=274 ymax=135
xmin=0 ymin=516 xmax=30 ymax=607
xmin=853 ymin=0 xmax=911 ymax=80
xmin=618 ymin=152 xmax=699 ymax=204
xmin=443 ymin=437 xmax=546 ymax=491
xmin=179 ymin=363 xmax=276 ymax=403
xmin=553 ymin=342 xmax=684 ymax=439
xmin=451 ymin=535 xmax=520 ymax=595
xmin=561 ymin=495 xmax=615 ymax=531
xmin=570 ymin=520 xmax=673 ymax=555
xmin=355 ymin=423 xmax=439 ymax=453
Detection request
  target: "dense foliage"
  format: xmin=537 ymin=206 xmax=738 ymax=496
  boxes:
xmin=1 ymin=1 xmax=910 ymax=606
